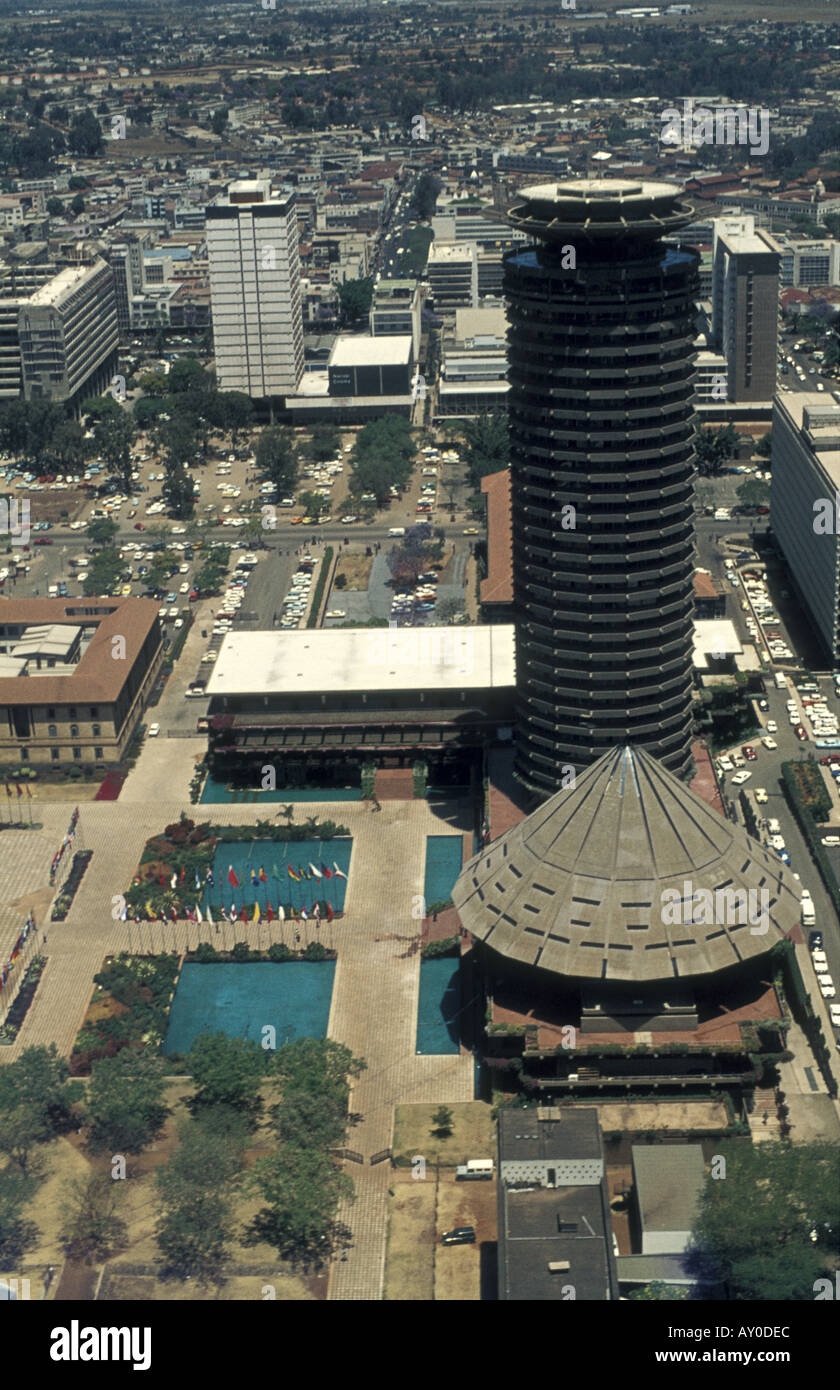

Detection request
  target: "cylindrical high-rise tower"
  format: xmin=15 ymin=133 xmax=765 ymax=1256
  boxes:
xmin=503 ymin=180 xmax=699 ymax=797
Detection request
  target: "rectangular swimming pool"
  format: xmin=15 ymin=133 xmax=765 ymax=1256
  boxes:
xmin=200 ymin=776 xmax=361 ymax=804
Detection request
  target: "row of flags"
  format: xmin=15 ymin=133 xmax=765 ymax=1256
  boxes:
xmin=226 ymin=861 xmax=347 ymax=888
xmin=4 ymin=781 xmax=31 ymax=800
xmin=49 ymin=808 xmax=80 ymax=884
xmin=1 ymin=911 xmax=35 ymax=987
xmin=124 ymin=899 xmax=334 ymax=925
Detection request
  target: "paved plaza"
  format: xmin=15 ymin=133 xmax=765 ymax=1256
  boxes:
xmin=0 ymin=781 xmax=473 ymax=1300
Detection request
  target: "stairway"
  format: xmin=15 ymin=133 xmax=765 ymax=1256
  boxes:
xmin=373 ymin=768 xmax=416 ymax=801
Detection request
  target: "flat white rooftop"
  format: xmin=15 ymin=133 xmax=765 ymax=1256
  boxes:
xmin=330 ymin=334 xmax=412 ymax=367
xmin=693 ymin=618 xmax=742 ymax=669
xmin=207 ymin=625 xmax=516 ymax=696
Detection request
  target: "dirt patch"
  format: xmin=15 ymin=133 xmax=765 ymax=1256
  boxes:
xmin=333 ymin=554 xmax=373 ymax=589
xmin=384 ymin=1170 xmax=436 ymax=1301
xmin=435 ymin=1174 xmax=495 ymax=1301
xmin=99 ymin=1270 xmax=317 ymax=1301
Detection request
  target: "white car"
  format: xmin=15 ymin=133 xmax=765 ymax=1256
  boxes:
xmin=179 ymin=582 xmax=190 ymax=594
xmin=717 ymin=757 xmax=734 ymax=773
xmin=755 ymin=787 xmax=769 ymax=804
xmin=148 ymin=722 xmax=160 ymax=737
xmin=766 ymin=720 xmax=777 ymax=733
xmin=812 ymin=951 xmax=829 ymax=969
xmin=769 ymin=835 xmax=786 ymax=851
xmin=818 ymin=976 xmax=836 ymax=999
xmin=829 ymin=1004 xmax=840 ymax=1027
xmin=762 ymin=736 xmax=778 ymax=750
xmin=731 ymin=770 xmax=752 ymax=785
xmin=821 ymin=836 xmax=840 ymax=847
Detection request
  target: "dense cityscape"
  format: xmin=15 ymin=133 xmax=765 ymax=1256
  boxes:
xmin=0 ymin=0 xmax=838 ymax=1341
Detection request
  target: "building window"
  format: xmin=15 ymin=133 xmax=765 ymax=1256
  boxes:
xmin=20 ymin=748 xmax=28 ymax=759
xmin=92 ymin=724 xmax=101 ymax=737
xmin=48 ymin=724 xmax=57 ymax=738
xmin=70 ymin=724 xmax=79 ymax=738
xmin=51 ymin=748 xmax=60 ymax=762
xmin=47 ymin=707 xmax=55 ymax=719
xmin=90 ymin=706 xmax=98 ymax=719
xmin=94 ymin=747 xmax=103 ymax=760
xmin=72 ymin=747 xmax=81 ymax=760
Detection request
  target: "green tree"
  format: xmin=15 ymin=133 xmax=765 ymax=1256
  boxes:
xmin=85 ymin=517 xmax=119 ymax=547
xmin=60 ymin=1173 xmax=127 ymax=1261
xmin=431 ymin=1104 xmax=453 ymax=1137
xmin=627 ymin=1281 xmax=690 ymax=1300
xmin=210 ymin=107 xmax=229 ymax=137
xmin=187 ymin=1033 xmax=266 ymax=1123
xmin=411 ymin=171 xmax=442 ymax=220
xmin=337 ymin=276 xmax=374 ymax=326
xmin=309 ymin=425 xmax=341 ymax=462
xmin=168 ymin=357 xmax=207 ymax=395
xmin=298 ymin=489 xmax=328 ymax=518
xmin=162 ymin=462 xmax=195 ymax=519
xmin=458 ymin=413 xmax=509 ymax=491
xmin=0 ymin=1169 xmax=39 ymax=1263
xmin=755 ymin=432 xmax=772 ymax=459
xmin=94 ymin=409 xmax=136 ymax=492
xmin=85 ymin=1051 xmax=169 ymax=1156
xmin=255 ymin=426 xmax=298 ymax=494
xmin=47 ymin=418 xmax=88 ymax=473
xmin=214 ymin=390 xmax=253 ymax=445
xmin=736 ymin=479 xmax=770 ymax=507
xmin=84 ymin=546 xmax=125 ymax=595
xmin=46 ymin=195 xmax=63 ymax=217
xmin=155 ymin=1120 xmax=244 ymax=1284
xmin=0 ymin=1045 xmax=75 ymax=1175
xmin=70 ymin=192 xmax=85 ymax=216
xmin=68 ymin=108 xmax=103 ymax=157
xmin=690 ymin=1141 xmax=839 ymax=1299
xmin=245 ymin=1145 xmax=354 ymax=1262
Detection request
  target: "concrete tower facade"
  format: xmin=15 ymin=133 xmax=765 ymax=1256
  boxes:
xmin=503 ymin=180 xmax=699 ymax=796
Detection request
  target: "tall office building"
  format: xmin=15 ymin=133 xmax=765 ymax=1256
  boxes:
xmin=710 ymin=215 xmax=780 ymax=403
xmin=770 ymin=393 xmax=840 ymax=665
xmin=206 ymin=178 xmax=304 ymax=399
xmin=17 ymin=254 xmax=118 ymax=406
xmin=503 ymin=180 xmax=698 ymax=796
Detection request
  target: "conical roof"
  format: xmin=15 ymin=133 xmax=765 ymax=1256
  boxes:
xmin=453 ymin=746 xmax=800 ymax=983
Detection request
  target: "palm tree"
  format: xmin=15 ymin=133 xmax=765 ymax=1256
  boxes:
xmin=276 ymin=803 xmax=294 ymax=827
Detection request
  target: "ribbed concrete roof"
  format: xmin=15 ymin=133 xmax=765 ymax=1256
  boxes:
xmin=453 ymin=746 xmax=800 ymax=983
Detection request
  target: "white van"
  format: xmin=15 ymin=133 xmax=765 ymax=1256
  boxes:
xmin=455 ymin=1158 xmax=494 ymax=1181
xmin=387 ymin=527 xmax=406 ymax=537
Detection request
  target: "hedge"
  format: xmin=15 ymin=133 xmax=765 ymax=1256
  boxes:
xmin=306 ymin=546 xmax=333 ymax=629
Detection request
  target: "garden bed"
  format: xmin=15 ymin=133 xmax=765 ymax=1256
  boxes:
xmin=51 ymin=850 xmax=93 ymax=921
xmin=188 ymin=941 xmax=335 ymax=964
xmin=70 ymin=952 xmax=180 ymax=1075
xmin=0 ymin=955 xmax=47 ymax=1044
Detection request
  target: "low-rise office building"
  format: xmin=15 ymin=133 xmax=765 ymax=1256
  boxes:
xmin=0 ymin=598 xmax=163 ymax=769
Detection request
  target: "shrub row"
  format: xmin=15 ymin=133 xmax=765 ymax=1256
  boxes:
xmin=51 ymin=850 xmax=93 ymax=921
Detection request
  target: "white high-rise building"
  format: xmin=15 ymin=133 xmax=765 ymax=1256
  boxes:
xmin=206 ymin=179 xmax=304 ymax=399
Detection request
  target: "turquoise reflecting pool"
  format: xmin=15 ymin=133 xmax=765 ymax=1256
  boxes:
xmin=424 ymin=835 xmax=463 ymax=904
xmin=416 ymin=957 xmax=461 ymax=1055
xmin=163 ymin=961 xmax=335 ymax=1055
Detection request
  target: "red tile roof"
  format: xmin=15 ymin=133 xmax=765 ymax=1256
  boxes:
xmin=481 ymin=468 xmax=513 ymax=606
xmin=0 ymin=597 xmax=161 ymax=706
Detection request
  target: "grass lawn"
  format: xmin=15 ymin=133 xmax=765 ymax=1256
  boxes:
xmin=99 ymin=1272 xmax=316 ymax=1301
xmin=383 ymin=1171 xmax=436 ymax=1301
xmin=393 ymin=1101 xmax=494 ymax=1167
xmin=30 ymin=783 xmax=102 ymax=802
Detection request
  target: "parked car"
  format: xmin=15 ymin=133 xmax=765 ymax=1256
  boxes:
xmin=441 ymin=1227 xmax=476 ymax=1246
xmin=148 ymin=722 xmax=160 ymax=737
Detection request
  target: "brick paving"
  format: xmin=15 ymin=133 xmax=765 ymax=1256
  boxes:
xmin=0 ymin=794 xmax=474 ymax=1301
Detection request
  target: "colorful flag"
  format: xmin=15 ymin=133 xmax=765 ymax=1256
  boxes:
xmin=299 ymin=865 xmax=310 ymax=880
xmin=228 ymin=865 xmax=239 ymax=888
xmin=15 ymin=783 xmax=22 ymax=798
xmin=195 ymin=904 xmax=203 ymax=925
xmin=250 ymin=868 xmax=258 ymax=886
xmin=252 ymin=902 xmax=260 ymax=923
xmin=309 ymin=863 xmax=322 ymax=880
xmin=259 ymin=866 xmax=267 ymax=883
xmin=313 ymin=900 xmax=321 ymax=919
xmin=206 ymin=903 xmax=214 ymax=926
xmin=321 ymin=863 xmax=333 ymax=879
xmin=185 ymin=907 xmax=196 ymax=923
xmin=145 ymin=900 xmax=155 ymax=918
xmin=195 ymin=869 xmax=201 ymax=891
xmin=206 ymin=866 xmax=214 ymax=886
xmin=229 ymin=904 xmax=236 ymax=922
xmin=180 ymin=866 xmax=185 ymax=883
xmin=239 ymin=904 xmax=247 ymax=922
xmin=266 ymin=901 xmax=274 ymax=923
xmin=332 ymin=862 xmax=347 ymax=880
xmin=300 ymin=906 xmax=309 ymax=920
xmin=277 ymin=904 xmax=285 ymax=923
xmin=170 ymin=872 xmax=177 ymax=890
xmin=158 ymin=873 xmax=167 ymax=887
xmin=326 ymin=901 xmax=334 ymax=921
xmin=288 ymin=865 xmax=301 ymax=882
xmin=170 ymin=906 xmax=178 ymax=922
